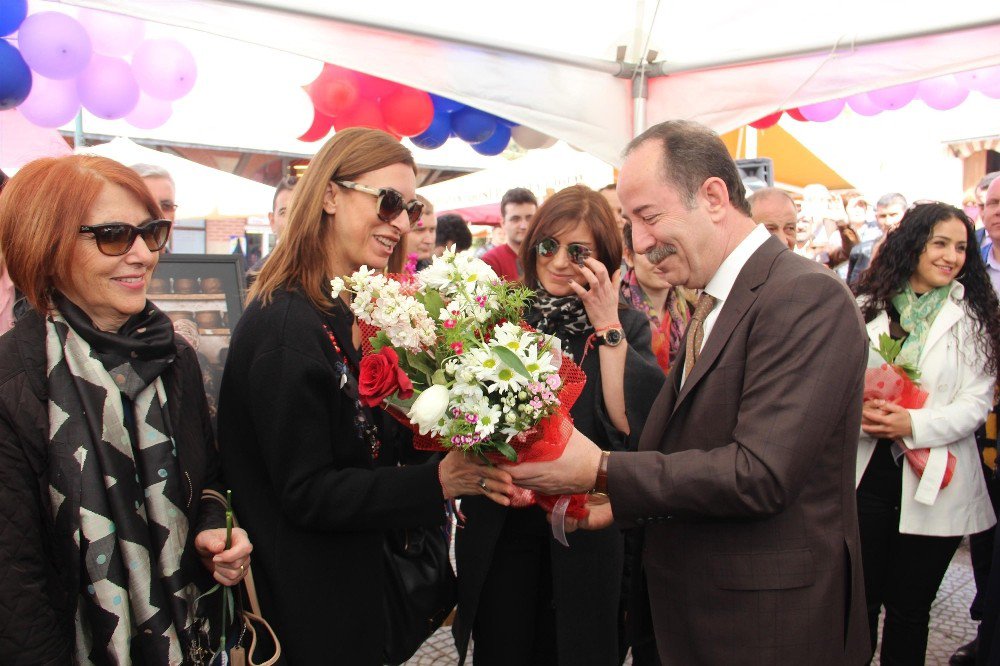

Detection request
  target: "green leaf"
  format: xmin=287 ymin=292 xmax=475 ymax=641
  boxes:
xmin=405 ymin=349 xmax=436 ymax=378
xmin=432 ymin=369 xmax=447 ymax=385
xmin=372 ymin=331 xmax=391 ymax=352
xmin=424 ymin=290 xmax=446 ymax=320
xmin=492 ymin=439 xmax=519 ymax=462
xmin=493 ymin=346 xmax=531 ymax=379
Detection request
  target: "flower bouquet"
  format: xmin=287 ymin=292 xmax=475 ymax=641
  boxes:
xmin=866 ymin=333 xmax=955 ymax=489
xmin=331 ymin=249 xmax=590 ymax=527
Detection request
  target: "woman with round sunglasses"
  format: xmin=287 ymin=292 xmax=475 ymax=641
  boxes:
xmin=853 ymin=203 xmax=1000 ymax=665
xmin=453 ymin=185 xmax=663 ymax=666
xmin=217 ymin=128 xmax=513 ymax=665
xmin=0 ymin=155 xmax=252 ymax=664
xmin=620 ymin=220 xmax=697 ymax=374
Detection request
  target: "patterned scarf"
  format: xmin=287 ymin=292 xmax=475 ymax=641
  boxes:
xmin=525 ymin=287 xmax=593 ymax=341
xmin=45 ymin=294 xmax=204 ymax=665
xmin=619 ymin=268 xmax=692 ymax=373
xmin=891 ymin=283 xmax=951 ymax=369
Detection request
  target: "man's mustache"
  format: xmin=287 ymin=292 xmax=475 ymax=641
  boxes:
xmin=644 ymin=244 xmax=676 ymax=264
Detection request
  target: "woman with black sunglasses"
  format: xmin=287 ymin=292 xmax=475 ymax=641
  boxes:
xmin=217 ymin=128 xmax=513 ymax=665
xmin=453 ymin=185 xmax=664 ymax=666
xmin=0 ymin=155 xmax=252 ymax=663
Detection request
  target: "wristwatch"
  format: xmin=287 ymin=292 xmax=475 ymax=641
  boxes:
xmin=593 ymin=450 xmax=611 ymax=494
xmin=594 ymin=327 xmax=624 ymax=347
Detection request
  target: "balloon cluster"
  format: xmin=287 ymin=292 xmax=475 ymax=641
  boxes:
xmin=748 ymin=66 xmax=1000 ymax=128
xmin=0 ymin=2 xmax=197 ymax=130
xmin=299 ymin=63 xmax=558 ymax=155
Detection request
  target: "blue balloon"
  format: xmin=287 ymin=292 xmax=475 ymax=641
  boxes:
xmin=0 ymin=41 xmax=32 ymax=110
xmin=451 ymin=107 xmax=497 ymax=143
xmin=411 ymin=109 xmax=451 ymax=150
xmin=0 ymin=0 xmax=26 ymax=37
xmin=472 ymin=123 xmax=511 ymax=156
xmin=430 ymin=94 xmax=463 ymax=114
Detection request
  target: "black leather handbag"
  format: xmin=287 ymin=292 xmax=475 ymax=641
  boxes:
xmin=382 ymin=524 xmax=457 ymax=665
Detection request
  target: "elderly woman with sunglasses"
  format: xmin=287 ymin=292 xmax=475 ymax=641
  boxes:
xmin=453 ymin=185 xmax=663 ymax=666
xmin=217 ymin=128 xmax=512 ymax=665
xmin=0 ymin=155 xmax=251 ymax=664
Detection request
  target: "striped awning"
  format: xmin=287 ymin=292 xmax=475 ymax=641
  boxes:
xmin=946 ymin=135 xmax=1000 ymax=158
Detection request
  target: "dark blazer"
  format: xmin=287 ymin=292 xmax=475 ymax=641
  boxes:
xmin=0 ymin=309 xmax=223 ymax=665
xmin=217 ymin=288 xmax=446 ymax=665
xmin=453 ymin=307 xmax=664 ymax=665
xmin=608 ymin=235 xmax=871 ymax=665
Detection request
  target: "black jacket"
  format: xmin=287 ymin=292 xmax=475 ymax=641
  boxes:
xmin=453 ymin=307 xmax=664 ymax=665
xmin=217 ymin=288 xmax=446 ymax=665
xmin=0 ymin=309 xmax=224 ymax=665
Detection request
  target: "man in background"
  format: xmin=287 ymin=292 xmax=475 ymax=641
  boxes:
xmin=600 ymin=182 xmax=627 ymax=229
xmin=749 ymin=187 xmax=797 ymax=249
xmin=847 ymin=192 xmax=907 ymax=284
xmin=131 ymin=163 xmax=178 ymax=223
xmin=481 ymin=187 xmax=537 ymax=281
xmin=434 ymin=214 xmax=473 ymax=255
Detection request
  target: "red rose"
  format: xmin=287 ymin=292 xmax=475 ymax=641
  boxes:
xmin=358 ymin=347 xmax=414 ymax=407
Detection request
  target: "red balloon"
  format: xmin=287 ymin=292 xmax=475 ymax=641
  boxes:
xmin=298 ymin=106 xmax=335 ymax=142
xmin=749 ymin=112 xmax=781 ymax=129
xmin=309 ymin=64 xmax=359 ymax=117
xmin=785 ymin=107 xmax=808 ymax=121
xmin=356 ymin=72 xmax=399 ymax=100
xmin=333 ymin=98 xmax=387 ymax=132
xmin=380 ymin=87 xmax=434 ymax=137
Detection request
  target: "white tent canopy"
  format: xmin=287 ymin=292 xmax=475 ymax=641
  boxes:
xmin=77 ymin=137 xmax=275 ymax=218
xmin=59 ymin=0 xmax=1000 ymax=164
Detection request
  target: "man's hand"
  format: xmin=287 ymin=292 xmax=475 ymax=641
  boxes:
xmin=548 ymin=496 xmax=615 ymax=532
xmin=503 ymin=428 xmax=603 ymax=495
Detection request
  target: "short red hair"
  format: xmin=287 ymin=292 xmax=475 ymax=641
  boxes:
xmin=0 ymin=155 xmax=161 ymax=312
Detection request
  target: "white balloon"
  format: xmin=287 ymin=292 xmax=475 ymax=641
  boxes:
xmin=511 ymin=125 xmax=557 ymax=150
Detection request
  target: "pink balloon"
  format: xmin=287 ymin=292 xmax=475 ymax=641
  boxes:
xmin=131 ymin=38 xmax=197 ymax=101
xmin=798 ymin=98 xmax=845 ymax=122
xmin=917 ymin=76 xmax=969 ymax=111
xmin=18 ymin=74 xmax=79 ymax=128
xmin=979 ymin=80 xmax=1000 ymax=100
xmin=78 ymin=8 xmax=146 ymax=57
xmin=77 ymin=54 xmax=140 ymax=119
xmin=867 ymin=83 xmax=919 ymax=110
xmin=125 ymin=92 xmax=172 ymax=129
xmin=17 ymin=12 xmax=92 ymax=80
xmin=846 ymin=93 xmax=881 ymax=116
xmin=955 ymin=66 xmax=1000 ymax=92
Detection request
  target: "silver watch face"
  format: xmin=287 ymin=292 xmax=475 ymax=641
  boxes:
xmin=604 ymin=328 xmax=624 ymax=346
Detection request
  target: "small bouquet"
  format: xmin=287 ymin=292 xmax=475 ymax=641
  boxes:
xmin=866 ymin=333 xmax=955 ymax=489
xmin=331 ymin=249 xmax=590 ymax=525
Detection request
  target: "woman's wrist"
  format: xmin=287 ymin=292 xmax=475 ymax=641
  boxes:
xmin=594 ymin=321 xmax=622 ymax=333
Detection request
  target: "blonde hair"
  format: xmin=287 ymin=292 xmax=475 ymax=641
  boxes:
xmin=249 ymin=128 xmax=416 ymax=311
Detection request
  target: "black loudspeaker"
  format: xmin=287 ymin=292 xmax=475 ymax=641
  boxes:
xmin=735 ymin=157 xmax=774 ymax=192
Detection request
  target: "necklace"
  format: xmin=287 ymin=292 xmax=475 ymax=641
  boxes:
xmin=323 ymin=323 xmax=381 ymax=460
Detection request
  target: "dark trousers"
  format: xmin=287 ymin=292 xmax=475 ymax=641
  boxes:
xmin=858 ymin=444 xmax=962 ymax=665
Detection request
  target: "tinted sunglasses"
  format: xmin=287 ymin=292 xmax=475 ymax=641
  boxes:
xmin=79 ymin=219 xmax=173 ymax=256
xmin=536 ymin=237 xmax=592 ymax=266
xmin=334 ymin=180 xmax=423 ymax=224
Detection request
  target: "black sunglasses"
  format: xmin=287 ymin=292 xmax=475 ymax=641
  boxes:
xmin=79 ymin=219 xmax=173 ymax=256
xmin=536 ymin=237 xmax=592 ymax=266
xmin=334 ymin=180 xmax=424 ymax=224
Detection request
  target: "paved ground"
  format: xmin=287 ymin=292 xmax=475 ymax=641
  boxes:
xmin=407 ymin=539 xmax=979 ymax=665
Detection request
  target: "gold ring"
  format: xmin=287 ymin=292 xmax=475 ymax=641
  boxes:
xmin=478 ymin=478 xmax=488 ymax=491
xmin=240 ymin=564 xmax=246 ymax=575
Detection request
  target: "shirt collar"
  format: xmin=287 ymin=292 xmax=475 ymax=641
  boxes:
xmin=703 ymin=224 xmax=772 ymax=304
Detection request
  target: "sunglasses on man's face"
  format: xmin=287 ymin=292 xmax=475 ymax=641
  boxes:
xmin=536 ymin=237 xmax=593 ymax=266
xmin=79 ymin=219 xmax=173 ymax=256
xmin=334 ymin=180 xmax=423 ymax=224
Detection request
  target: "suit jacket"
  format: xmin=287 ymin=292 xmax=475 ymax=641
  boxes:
xmin=607 ymin=235 xmax=871 ymax=665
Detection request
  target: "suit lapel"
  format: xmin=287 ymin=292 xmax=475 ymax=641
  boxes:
xmin=671 ymin=236 xmax=784 ymax=416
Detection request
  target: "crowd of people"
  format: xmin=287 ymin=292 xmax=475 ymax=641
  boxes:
xmin=0 ymin=122 xmax=999 ymax=666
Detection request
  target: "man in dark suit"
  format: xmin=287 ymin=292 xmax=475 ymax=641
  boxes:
xmin=507 ymin=120 xmax=870 ymax=665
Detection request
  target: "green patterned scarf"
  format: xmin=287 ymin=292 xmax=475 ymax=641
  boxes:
xmin=890 ymin=283 xmax=951 ymax=369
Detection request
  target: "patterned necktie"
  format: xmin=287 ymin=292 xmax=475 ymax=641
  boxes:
xmin=684 ymin=293 xmax=718 ymax=377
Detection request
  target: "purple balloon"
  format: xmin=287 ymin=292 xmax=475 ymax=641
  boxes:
xmin=18 ymin=74 xmax=79 ymax=127
xmin=867 ymin=83 xmax=918 ymax=111
xmin=846 ymin=93 xmax=881 ymax=116
xmin=77 ymin=8 xmax=146 ymax=58
xmin=917 ymin=76 xmax=969 ymax=111
xmin=77 ymin=54 xmax=140 ymax=119
xmin=17 ymin=12 xmax=92 ymax=80
xmin=955 ymin=66 xmax=1000 ymax=92
xmin=125 ymin=92 xmax=172 ymax=129
xmin=798 ymin=98 xmax=845 ymax=122
xmin=980 ymin=80 xmax=1000 ymax=100
xmin=131 ymin=38 xmax=197 ymax=101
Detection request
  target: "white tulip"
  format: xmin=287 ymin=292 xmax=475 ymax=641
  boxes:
xmin=407 ymin=384 xmax=450 ymax=435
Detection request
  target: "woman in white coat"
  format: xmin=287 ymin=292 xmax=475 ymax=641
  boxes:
xmin=854 ymin=202 xmax=1000 ymax=665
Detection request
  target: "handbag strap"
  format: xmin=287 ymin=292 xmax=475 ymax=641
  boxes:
xmin=201 ymin=490 xmax=274 ymax=647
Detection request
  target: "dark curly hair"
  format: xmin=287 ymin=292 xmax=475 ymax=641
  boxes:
xmin=854 ymin=202 xmax=1000 ymax=375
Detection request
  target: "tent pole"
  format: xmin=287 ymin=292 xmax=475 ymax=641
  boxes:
xmin=632 ymin=67 xmax=648 ymax=138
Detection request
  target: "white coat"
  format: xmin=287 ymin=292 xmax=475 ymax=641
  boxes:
xmin=855 ymin=282 xmax=996 ymax=536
